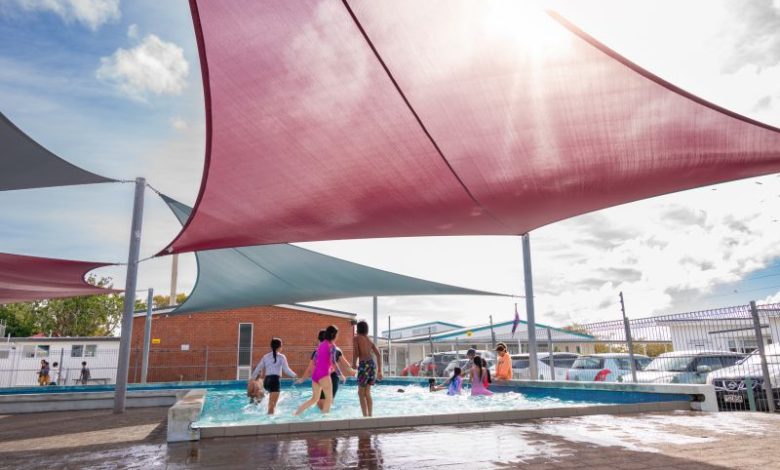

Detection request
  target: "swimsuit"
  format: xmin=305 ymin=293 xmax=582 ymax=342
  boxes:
xmin=357 ymin=358 xmax=376 ymax=387
xmin=447 ymin=376 xmax=462 ymax=395
xmin=471 ymin=369 xmax=493 ymax=396
xmin=312 ymin=340 xmax=333 ymax=383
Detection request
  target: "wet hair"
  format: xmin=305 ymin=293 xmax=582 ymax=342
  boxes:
xmin=325 ymin=325 xmax=339 ymax=341
xmin=82 ymin=361 xmax=87 ymax=366
xmin=270 ymin=337 xmax=282 ymax=362
xmin=356 ymin=320 xmax=369 ymax=335
xmin=453 ymin=367 xmax=462 ymax=377
xmin=474 ymin=356 xmax=483 ymax=377
xmin=53 ymin=362 xmax=58 ymax=367
xmin=317 ymin=330 xmax=326 ymax=342
xmin=428 ymin=378 xmax=436 ymax=385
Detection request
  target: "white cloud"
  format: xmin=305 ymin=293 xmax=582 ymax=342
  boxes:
xmin=170 ymin=117 xmax=187 ymax=130
xmin=96 ymin=34 xmax=189 ymax=100
xmin=126 ymin=22 xmax=138 ymax=38
xmin=10 ymin=0 xmax=120 ymax=30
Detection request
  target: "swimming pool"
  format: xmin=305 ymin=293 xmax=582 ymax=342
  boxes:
xmin=194 ymin=379 xmax=690 ymax=427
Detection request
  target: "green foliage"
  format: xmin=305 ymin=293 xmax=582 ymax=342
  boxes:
xmin=0 ymin=276 xmax=123 ymax=337
xmin=135 ymin=292 xmax=188 ymax=311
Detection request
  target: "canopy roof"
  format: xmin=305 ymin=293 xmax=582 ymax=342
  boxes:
xmin=161 ymin=195 xmax=502 ymax=314
xmin=0 ymin=253 xmax=118 ymax=304
xmin=0 ymin=112 xmax=115 ymax=191
xmin=164 ymin=1 xmax=780 ymax=254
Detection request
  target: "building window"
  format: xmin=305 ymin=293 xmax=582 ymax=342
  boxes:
xmin=71 ymin=345 xmax=84 ymax=357
xmin=35 ymin=345 xmax=49 ymax=358
xmin=85 ymin=345 xmax=97 ymax=357
xmin=22 ymin=345 xmax=36 ymax=358
xmin=238 ymin=323 xmax=253 ymax=367
xmin=575 ymin=346 xmax=581 ymax=354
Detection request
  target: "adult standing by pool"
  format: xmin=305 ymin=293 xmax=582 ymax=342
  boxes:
xmin=462 ymin=348 xmax=477 ymax=382
xmin=251 ymin=337 xmax=297 ymax=414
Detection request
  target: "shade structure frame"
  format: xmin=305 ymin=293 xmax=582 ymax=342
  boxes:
xmin=159 ymin=194 xmax=506 ymax=315
xmin=0 ymin=252 xmax=120 ymax=304
xmin=0 ymin=111 xmax=117 ymax=192
xmin=161 ymin=1 xmax=780 ymax=255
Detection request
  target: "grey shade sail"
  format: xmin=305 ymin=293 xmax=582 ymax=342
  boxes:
xmin=160 ymin=195 xmax=506 ymax=314
xmin=0 ymin=112 xmax=116 ymax=191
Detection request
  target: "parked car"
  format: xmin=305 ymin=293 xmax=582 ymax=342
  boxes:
xmin=622 ymin=351 xmax=745 ymax=384
xmin=566 ymin=353 xmax=651 ymax=382
xmin=491 ymin=352 xmax=580 ymax=380
xmin=443 ymin=358 xmax=471 ymax=378
xmin=708 ymin=343 xmax=780 ymax=411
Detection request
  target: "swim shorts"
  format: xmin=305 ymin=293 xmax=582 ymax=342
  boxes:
xmin=357 ymin=359 xmax=376 ymax=387
xmin=263 ymin=374 xmax=281 ymax=393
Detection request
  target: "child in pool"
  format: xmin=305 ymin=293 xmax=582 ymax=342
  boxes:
xmin=353 ymin=320 xmax=383 ymax=417
xmin=470 ymin=357 xmax=493 ymax=396
xmin=430 ymin=367 xmax=463 ymax=395
xmin=295 ymin=325 xmax=339 ymax=415
xmin=251 ymin=337 xmax=297 ymax=414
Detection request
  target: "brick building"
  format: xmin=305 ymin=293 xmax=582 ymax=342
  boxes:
xmin=129 ymin=304 xmax=356 ymax=383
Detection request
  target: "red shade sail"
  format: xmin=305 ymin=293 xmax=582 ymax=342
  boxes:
xmin=0 ymin=253 xmax=118 ymax=304
xmin=164 ymin=0 xmax=780 ymax=254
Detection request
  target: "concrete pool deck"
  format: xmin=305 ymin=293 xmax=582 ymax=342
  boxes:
xmin=1 ymin=407 xmax=778 ymax=469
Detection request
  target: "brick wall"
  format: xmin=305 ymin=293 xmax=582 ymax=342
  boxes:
xmin=128 ymin=305 xmax=355 ymax=383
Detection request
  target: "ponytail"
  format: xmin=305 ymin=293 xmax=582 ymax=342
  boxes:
xmin=324 ymin=325 xmax=339 ymax=341
xmin=271 ymin=337 xmax=282 ymax=363
xmin=475 ymin=356 xmax=483 ymax=378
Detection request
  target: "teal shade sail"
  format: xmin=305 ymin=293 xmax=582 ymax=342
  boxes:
xmin=160 ymin=195 xmax=505 ymax=314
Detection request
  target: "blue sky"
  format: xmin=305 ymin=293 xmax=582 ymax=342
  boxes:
xmin=1 ymin=0 xmax=780 ymax=331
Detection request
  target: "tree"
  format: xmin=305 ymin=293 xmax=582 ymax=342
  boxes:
xmin=136 ymin=292 xmax=188 ymax=311
xmin=0 ymin=276 xmax=123 ymax=337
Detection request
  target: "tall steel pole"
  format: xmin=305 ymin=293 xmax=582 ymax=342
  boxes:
xmin=169 ymin=254 xmax=179 ymax=306
xmin=140 ymin=288 xmax=153 ymax=383
xmin=114 ymin=177 xmax=145 ymax=413
xmin=522 ymin=233 xmax=539 ymax=380
xmin=489 ymin=315 xmax=497 ymax=349
xmin=372 ymin=296 xmax=378 ymax=344
xmin=620 ymin=291 xmax=637 ymax=383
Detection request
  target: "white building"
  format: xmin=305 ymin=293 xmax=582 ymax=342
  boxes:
xmin=659 ymin=315 xmax=779 ymax=354
xmin=0 ymin=336 xmax=119 ymax=387
xmin=381 ymin=321 xmax=463 ymax=340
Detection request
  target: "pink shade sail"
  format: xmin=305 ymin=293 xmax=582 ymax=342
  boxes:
xmin=164 ymin=0 xmax=780 ymax=254
xmin=0 ymin=253 xmax=119 ymax=304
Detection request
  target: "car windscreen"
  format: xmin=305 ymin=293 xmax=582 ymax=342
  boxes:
xmin=645 ymin=356 xmax=694 ymax=372
xmin=571 ymin=357 xmax=604 ymax=369
xmin=512 ymin=359 xmax=530 ymax=369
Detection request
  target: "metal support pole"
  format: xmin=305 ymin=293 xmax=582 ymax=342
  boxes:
xmin=204 ymin=346 xmax=209 ymax=381
xmin=169 ymin=254 xmax=179 ymax=306
xmin=140 ymin=288 xmax=153 ymax=383
xmin=387 ymin=316 xmax=392 ymax=376
xmin=620 ymin=292 xmax=637 ymax=383
xmin=372 ymin=296 xmax=378 ymax=345
xmin=114 ymin=177 xmax=145 ymax=413
xmin=547 ymin=328 xmax=555 ymax=381
xmin=489 ymin=315 xmax=496 ymax=349
xmin=750 ymin=301 xmax=776 ymax=412
xmin=522 ymin=233 xmax=538 ymax=380
xmin=455 ymin=337 xmax=460 ymax=361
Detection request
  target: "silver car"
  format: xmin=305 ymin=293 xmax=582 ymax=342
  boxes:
xmin=567 ymin=353 xmax=651 ymax=382
xmin=623 ymin=351 xmax=745 ymax=384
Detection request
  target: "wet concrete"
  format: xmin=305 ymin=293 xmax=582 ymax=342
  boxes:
xmin=0 ymin=408 xmax=778 ymax=469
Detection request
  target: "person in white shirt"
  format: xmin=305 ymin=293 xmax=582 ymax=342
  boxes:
xmin=50 ymin=361 xmax=61 ymax=386
xmin=250 ymin=337 xmax=297 ymax=414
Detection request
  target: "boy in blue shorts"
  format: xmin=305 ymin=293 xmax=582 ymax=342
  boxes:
xmin=352 ymin=320 xmax=383 ymax=417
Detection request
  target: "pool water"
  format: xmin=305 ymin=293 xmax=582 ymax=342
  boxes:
xmin=194 ymin=381 xmax=608 ymax=427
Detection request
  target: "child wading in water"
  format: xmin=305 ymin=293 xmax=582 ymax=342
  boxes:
xmin=470 ymin=356 xmax=493 ymax=396
xmin=297 ymin=330 xmax=354 ymax=410
xmin=295 ymin=325 xmax=340 ymax=415
xmin=429 ymin=367 xmax=463 ymax=395
xmin=251 ymin=337 xmax=297 ymax=414
xmin=353 ymin=320 xmax=383 ymax=417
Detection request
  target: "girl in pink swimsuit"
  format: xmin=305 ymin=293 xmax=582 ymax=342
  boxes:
xmin=470 ymin=357 xmax=493 ymax=396
xmin=295 ymin=325 xmax=339 ymax=415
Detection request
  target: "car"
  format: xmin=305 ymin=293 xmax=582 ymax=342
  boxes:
xmin=443 ymin=358 xmax=471 ymax=378
xmin=708 ymin=343 xmax=780 ymax=411
xmin=507 ymin=352 xmax=580 ymax=381
xmin=566 ymin=353 xmax=651 ymax=382
xmin=622 ymin=351 xmax=745 ymax=384
xmin=419 ymin=351 xmax=465 ymax=377
xmin=442 ymin=350 xmax=497 ymax=378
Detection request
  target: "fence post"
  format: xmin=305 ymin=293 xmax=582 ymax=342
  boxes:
xmin=204 ymin=346 xmax=209 ymax=381
xmin=749 ymin=301 xmax=776 ymax=412
xmin=547 ymin=328 xmax=555 ymax=381
xmin=620 ymin=292 xmax=637 ymax=383
xmin=141 ymin=288 xmax=153 ymax=383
